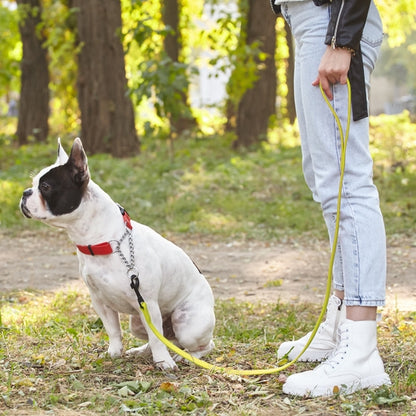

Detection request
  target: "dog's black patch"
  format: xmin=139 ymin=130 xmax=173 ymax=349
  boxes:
xmin=39 ymin=163 xmax=87 ymax=216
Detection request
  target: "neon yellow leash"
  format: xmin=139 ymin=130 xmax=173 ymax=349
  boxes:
xmin=138 ymin=80 xmax=352 ymax=375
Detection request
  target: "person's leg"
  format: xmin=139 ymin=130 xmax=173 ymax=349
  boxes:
xmin=280 ymin=0 xmax=390 ymax=396
xmin=285 ymin=0 xmax=385 ymax=320
xmin=278 ymin=1 xmax=347 ymax=363
xmin=343 ymin=0 xmax=386 ymax=324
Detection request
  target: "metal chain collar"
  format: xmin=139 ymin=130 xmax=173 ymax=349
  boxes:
xmin=113 ymin=227 xmax=145 ymax=306
xmin=114 ymin=227 xmax=138 ymax=279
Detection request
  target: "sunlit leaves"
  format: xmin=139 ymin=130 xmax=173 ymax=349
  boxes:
xmin=376 ymin=0 xmax=416 ymax=47
xmin=0 ymin=3 xmax=21 ymax=101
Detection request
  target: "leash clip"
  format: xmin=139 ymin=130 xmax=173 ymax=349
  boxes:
xmin=130 ymin=273 xmax=145 ymax=309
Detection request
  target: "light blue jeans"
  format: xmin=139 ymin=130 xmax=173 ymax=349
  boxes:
xmin=281 ymin=1 xmax=386 ymax=306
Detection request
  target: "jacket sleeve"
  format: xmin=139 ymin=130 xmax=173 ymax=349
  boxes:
xmin=321 ymin=0 xmax=372 ymax=121
xmin=324 ymin=0 xmax=371 ymax=52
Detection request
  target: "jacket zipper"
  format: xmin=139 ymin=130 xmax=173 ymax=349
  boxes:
xmin=331 ymin=0 xmax=345 ymax=49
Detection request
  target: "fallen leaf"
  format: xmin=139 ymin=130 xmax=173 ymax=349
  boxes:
xmin=160 ymin=381 xmax=177 ymax=393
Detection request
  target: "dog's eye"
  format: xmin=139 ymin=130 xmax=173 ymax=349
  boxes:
xmin=39 ymin=182 xmax=51 ymax=193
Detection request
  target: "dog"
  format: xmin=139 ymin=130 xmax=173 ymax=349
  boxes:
xmin=20 ymin=138 xmax=215 ymax=370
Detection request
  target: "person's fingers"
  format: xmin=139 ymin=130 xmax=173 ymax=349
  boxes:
xmin=314 ymin=76 xmax=333 ymax=100
xmin=339 ymin=72 xmax=348 ymax=85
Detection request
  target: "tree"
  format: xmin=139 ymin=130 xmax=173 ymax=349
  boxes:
xmin=233 ymin=0 xmax=277 ymax=148
xmin=41 ymin=0 xmax=80 ymax=135
xmin=71 ymin=0 xmax=139 ymax=157
xmin=16 ymin=0 xmax=49 ymax=144
xmin=161 ymin=0 xmax=197 ymax=134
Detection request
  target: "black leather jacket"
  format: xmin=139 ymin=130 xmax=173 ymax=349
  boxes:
xmin=271 ymin=0 xmax=372 ymax=120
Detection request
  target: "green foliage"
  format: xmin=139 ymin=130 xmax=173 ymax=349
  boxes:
xmin=370 ymin=112 xmax=416 ymax=236
xmin=371 ymin=112 xmax=416 ymax=171
xmin=375 ymin=31 xmax=416 ymax=94
xmin=123 ymin=0 xmax=201 ymax=135
xmin=377 ymin=0 xmax=416 ymax=48
xmin=202 ymin=0 xmax=268 ymax=109
xmin=0 ymin=3 xmax=21 ymax=112
xmin=40 ymin=0 xmax=81 ymax=135
xmin=0 ymin=135 xmax=60 ymax=228
xmin=132 ymin=56 xmax=197 ymax=126
xmin=376 ymin=1 xmax=416 ymax=95
xmin=1 ymin=129 xmax=320 ymax=238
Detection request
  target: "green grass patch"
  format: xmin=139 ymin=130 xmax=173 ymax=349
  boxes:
xmin=370 ymin=112 xmax=416 ymax=237
xmin=2 ymin=112 xmax=416 ymax=240
xmin=0 ymin=131 xmax=323 ymax=239
xmin=0 ymin=290 xmax=414 ymax=415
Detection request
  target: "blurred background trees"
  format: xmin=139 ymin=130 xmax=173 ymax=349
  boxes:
xmin=16 ymin=0 xmax=49 ymax=144
xmin=71 ymin=0 xmax=140 ymax=156
xmin=0 ymin=0 xmax=415 ymax=156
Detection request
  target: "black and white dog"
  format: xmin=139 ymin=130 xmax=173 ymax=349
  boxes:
xmin=20 ymin=138 xmax=215 ymax=370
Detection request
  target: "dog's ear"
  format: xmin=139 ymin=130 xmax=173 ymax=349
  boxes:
xmin=56 ymin=138 xmax=69 ymax=165
xmin=67 ymin=137 xmax=90 ymax=186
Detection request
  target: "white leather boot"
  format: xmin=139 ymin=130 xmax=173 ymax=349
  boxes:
xmin=278 ymin=294 xmax=346 ymax=362
xmin=282 ymin=319 xmax=391 ymax=397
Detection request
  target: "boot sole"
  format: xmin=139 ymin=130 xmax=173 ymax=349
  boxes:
xmin=283 ymin=372 xmax=391 ymax=397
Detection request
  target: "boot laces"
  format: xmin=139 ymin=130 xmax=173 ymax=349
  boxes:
xmin=320 ymin=326 xmax=349 ymax=370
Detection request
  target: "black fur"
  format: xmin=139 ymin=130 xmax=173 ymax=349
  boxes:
xmin=38 ymin=163 xmax=87 ymax=215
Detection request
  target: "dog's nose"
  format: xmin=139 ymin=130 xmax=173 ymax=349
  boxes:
xmin=23 ymin=188 xmax=33 ymax=198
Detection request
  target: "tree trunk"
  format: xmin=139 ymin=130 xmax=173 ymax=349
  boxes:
xmin=285 ymin=20 xmax=296 ymax=124
xmin=234 ymin=0 xmax=277 ymax=148
xmin=73 ymin=0 xmax=139 ymax=157
xmin=162 ymin=0 xmax=196 ymax=134
xmin=223 ymin=0 xmax=247 ymax=133
xmin=16 ymin=0 xmax=49 ymax=145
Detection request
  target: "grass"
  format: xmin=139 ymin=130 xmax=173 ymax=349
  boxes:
xmin=1 ymin=290 xmax=415 ymax=415
xmin=1 ymin=113 xmax=416 ymax=240
xmin=0 ymin=131 xmax=322 ymax=240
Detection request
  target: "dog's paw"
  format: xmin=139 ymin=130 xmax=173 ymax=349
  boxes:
xmin=107 ymin=343 xmax=123 ymax=358
xmin=155 ymin=358 xmax=178 ymax=371
xmin=126 ymin=344 xmax=151 ymax=357
xmin=172 ymin=353 xmax=185 ymax=363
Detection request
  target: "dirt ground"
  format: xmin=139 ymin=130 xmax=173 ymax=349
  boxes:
xmin=1 ymin=229 xmax=415 ymax=312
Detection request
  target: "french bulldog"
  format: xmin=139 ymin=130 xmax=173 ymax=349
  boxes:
xmin=20 ymin=138 xmax=215 ymax=370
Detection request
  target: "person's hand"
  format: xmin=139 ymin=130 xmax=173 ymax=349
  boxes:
xmin=312 ymin=46 xmax=352 ymax=100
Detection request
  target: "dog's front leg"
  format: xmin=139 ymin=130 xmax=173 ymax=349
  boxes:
xmin=141 ymin=301 xmax=177 ymax=371
xmin=90 ymin=294 xmax=123 ymax=358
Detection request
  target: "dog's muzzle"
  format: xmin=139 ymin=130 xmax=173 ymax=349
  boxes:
xmin=20 ymin=188 xmax=33 ymax=218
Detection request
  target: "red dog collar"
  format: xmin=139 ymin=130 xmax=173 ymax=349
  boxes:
xmin=76 ymin=205 xmax=132 ymax=256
